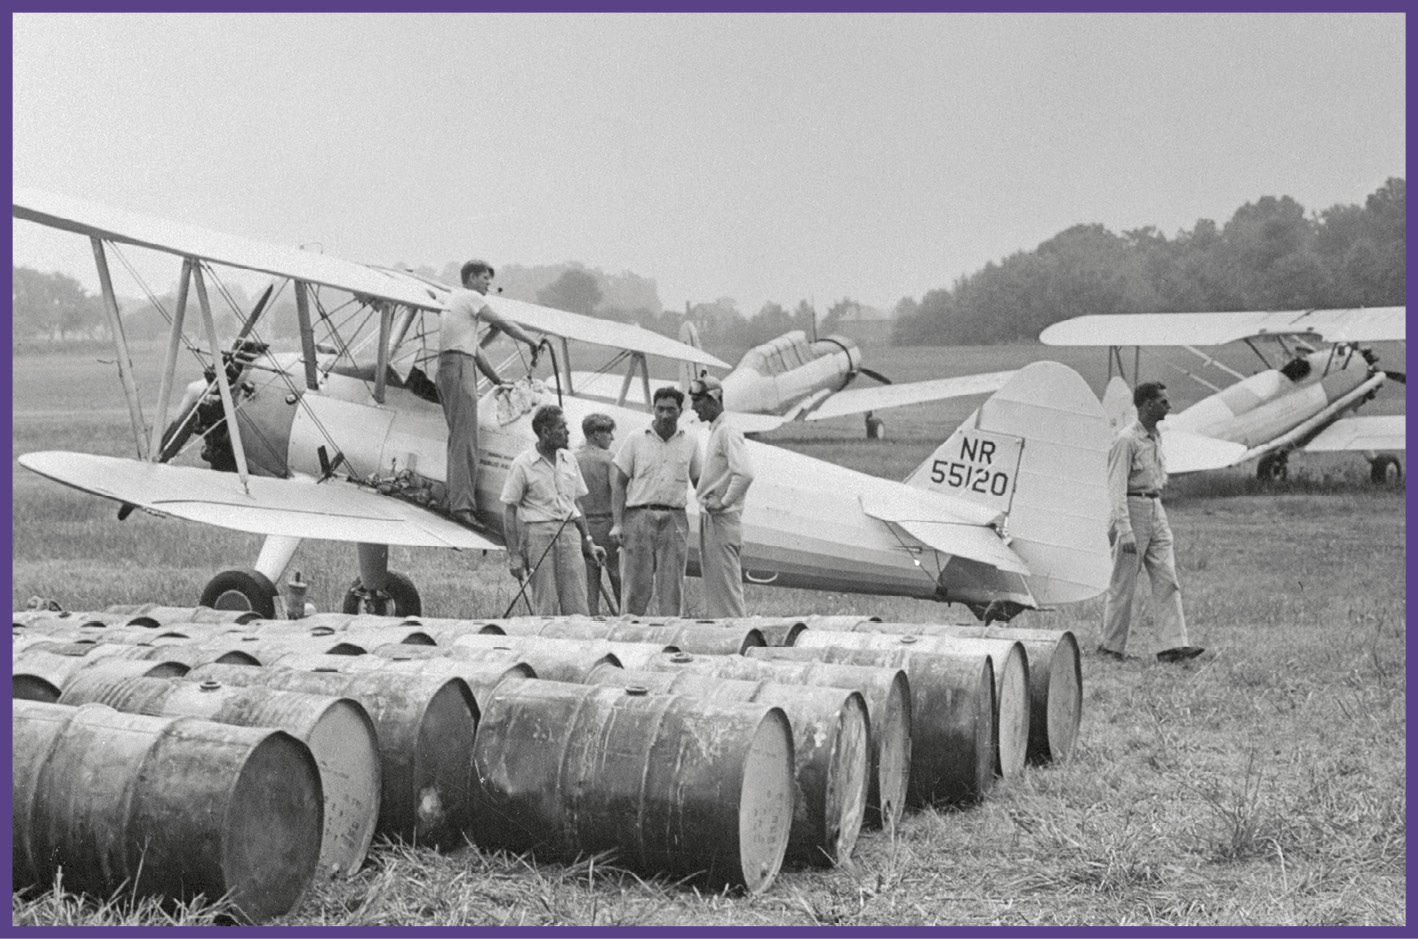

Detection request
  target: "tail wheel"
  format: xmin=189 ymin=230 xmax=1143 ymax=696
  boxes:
xmin=1256 ymin=453 xmax=1289 ymax=482
xmin=200 ymin=569 xmax=279 ymax=619
xmin=342 ymin=572 xmax=422 ymax=617
xmin=1370 ymin=454 xmax=1403 ymax=485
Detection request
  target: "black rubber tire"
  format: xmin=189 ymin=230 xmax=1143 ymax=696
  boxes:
xmin=200 ymin=569 xmax=279 ymax=619
xmin=1370 ymin=454 xmax=1403 ymax=485
xmin=341 ymin=571 xmax=422 ymax=617
xmin=1256 ymin=453 xmax=1289 ymax=482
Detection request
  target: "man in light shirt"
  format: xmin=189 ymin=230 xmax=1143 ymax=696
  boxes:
xmin=611 ymin=387 xmax=702 ymax=616
xmin=438 ymin=259 xmax=540 ymax=527
xmin=501 ymin=405 xmax=606 ymax=615
xmin=1099 ymin=382 xmax=1204 ymax=664
xmin=688 ymin=375 xmax=754 ymax=618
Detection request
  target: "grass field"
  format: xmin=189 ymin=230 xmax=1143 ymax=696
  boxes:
xmin=10 ymin=340 xmax=1407 ymax=926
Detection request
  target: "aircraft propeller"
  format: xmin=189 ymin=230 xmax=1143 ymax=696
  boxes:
xmin=1384 ymin=370 xmax=1406 ymax=384
xmin=858 ymin=367 xmax=893 ymax=385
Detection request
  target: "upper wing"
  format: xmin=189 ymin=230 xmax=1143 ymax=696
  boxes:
xmin=1040 ymin=308 xmax=1406 ymax=346
xmin=19 ymin=451 xmax=502 ymax=550
xmin=13 ymin=187 xmax=443 ymax=311
xmin=802 ymin=371 xmax=1017 ymax=422
xmin=1301 ymin=415 xmax=1406 ymax=453
xmin=485 ymin=295 xmax=729 ymax=368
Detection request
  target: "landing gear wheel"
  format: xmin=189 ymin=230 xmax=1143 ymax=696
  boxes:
xmin=1256 ymin=452 xmax=1289 ymax=482
xmin=200 ymin=569 xmax=279 ymax=619
xmin=342 ymin=572 xmax=422 ymax=617
xmin=1370 ymin=454 xmax=1403 ymax=485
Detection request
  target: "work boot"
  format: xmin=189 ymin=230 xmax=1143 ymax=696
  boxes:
xmin=1156 ymin=646 xmax=1205 ymax=663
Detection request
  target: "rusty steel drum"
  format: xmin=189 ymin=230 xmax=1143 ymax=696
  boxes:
xmin=103 ymin=604 xmax=263 ymax=627
xmin=806 ymin=621 xmax=1081 ymax=763
xmin=586 ymin=664 xmax=868 ymax=866
xmin=57 ymin=671 xmax=382 ymax=880
xmin=494 ymin=618 xmax=766 ymax=655
xmin=752 ymin=642 xmax=995 ymax=806
xmin=188 ymin=663 xmax=476 ymax=848
xmin=181 ymin=635 xmax=370 ymax=664
xmin=405 ymin=618 xmax=507 ymax=643
xmin=12 ymin=699 xmax=322 ymax=922
xmin=449 ymin=634 xmax=672 ymax=673
xmin=278 ymin=652 xmax=535 ymax=718
xmin=368 ymin=641 xmax=614 ymax=684
xmin=648 ymin=650 xmax=912 ymax=832
xmin=794 ymin=631 xmax=1031 ymax=780
xmin=471 ymin=677 xmax=795 ymax=894
xmin=616 ymin=616 xmax=808 ymax=647
xmin=13 ymin=651 xmax=189 ymax=703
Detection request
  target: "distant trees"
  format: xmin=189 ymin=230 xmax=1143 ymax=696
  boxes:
xmin=895 ymin=177 xmax=1406 ymax=344
xmin=536 ymin=269 xmax=603 ymax=315
xmin=12 ymin=266 xmax=103 ymax=343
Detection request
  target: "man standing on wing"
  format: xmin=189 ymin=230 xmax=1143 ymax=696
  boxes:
xmin=1099 ymin=381 xmax=1205 ymax=664
xmin=501 ymin=405 xmax=606 ymax=615
xmin=611 ymin=387 xmax=702 ymax=616
xmin=438 ymin=259 xmax=540 ymax=527
xmin=688 ymin=375 xmax=754 ymax=618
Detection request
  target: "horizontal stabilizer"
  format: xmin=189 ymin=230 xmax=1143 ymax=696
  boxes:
xmin=1302 ymin=415 xmax=1406 ymax=453
xmin=1159 ymin=427 xmax=1250 ymax=473
xmin=19 ymin=451 xmax=503 ymax=550
xmin=803 ymin=371 xmax=1016 ymax=421
xmin=858 ymin=490 xmax=1028 ymax=575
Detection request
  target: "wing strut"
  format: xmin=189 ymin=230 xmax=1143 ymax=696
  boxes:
xmin=148 ymin=257 xmax=193 ymax=460
xmin=90 ymin=237 xmax=149 ymax=459
xmin=193 ymin=264 xmax=252 ymax=492
xmin=294 ymin=282 xmax=321 ymax=391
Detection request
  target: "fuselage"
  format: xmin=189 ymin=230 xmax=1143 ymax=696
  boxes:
xmin=232 ymin=360 xmax=1017 ymax=607
xmin=721 ymin=331 xmax=861 ymax=415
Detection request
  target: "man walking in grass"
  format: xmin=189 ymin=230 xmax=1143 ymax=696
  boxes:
xmin=1099 ymin=381 xmax=1204 ymax=664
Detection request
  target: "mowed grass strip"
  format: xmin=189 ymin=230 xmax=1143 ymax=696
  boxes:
xmin=11 ymin=342 xmax=1406 ymax=926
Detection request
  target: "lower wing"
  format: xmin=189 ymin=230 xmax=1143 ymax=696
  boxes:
xmin=19 ymin=452 xmax=503 ymax=550
xmin=802 ymin=371 xmax=1017 ymax=422
xmin=1302 ymin=415 xmax=1406 ymax=453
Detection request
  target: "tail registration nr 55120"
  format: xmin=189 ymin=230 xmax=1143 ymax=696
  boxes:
xmin=924 ymin=428 xmax=1024 ymax=512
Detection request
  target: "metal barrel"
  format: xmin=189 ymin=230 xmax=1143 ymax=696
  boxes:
xmin=188 ymin=664 xmax=476 ymax=848
xmin=752 ymin=643 xmax=995 ymax=806
xmin=12 ymin=699 xmax=322 ymax=923
xmin=795 ymin=631 xmax=1030 ymax=780
xmin=609 ymin=615 xmax=806 ymax=647
xmin=586 ymin=664 xmax=868 ymax=866
xmin=499 ymin=618 xmax=766 ymax=656
xmin=449 ymin=634 xmax=675 ymax=673
xmin=56 ymin=671 xmax=381 ymax=880
xmin=13 ymin=610 xmax=100 ymax=628
xmin=802 ymin=614 xmax=882 ymax=630
xmin=647 ymin=650 xmax=911 ymax=832
xmin=370 ymin=642 xmax=618 ymax=684
xmin=406 ymin=617 xmax=507 ymax=642
xmin=131 ymin=644 xmax=263 ymax=668
xmin=23 ymin=624 xmax=204 ymax=647
xmin=13 ymin=651 xmax=189 ymax=703
xmin=470 ymin=677 xmax=796 ymax=894
xmin=180 ymin=636 xmax=371 ymax=664
xmin=106 ymin=605 xmax=264 ymax=627
xmin=810 ymin=622 xmax=1081 ymax=764
xmin=277 ymin=652 xmax=535 ymax=719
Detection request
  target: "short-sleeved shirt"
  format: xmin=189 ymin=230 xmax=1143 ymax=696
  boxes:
xmin=1108 ymin=419 xmax=1167 ymax=534
xmin=440 ymin=289 xmax=490 ymax=355
xmin=500 ymin=447 xmax=588 ymax=522
xmin=614 ymin=425 xmax=701 ymax=508
xmin=574 ymin=445 xmax=615 ymax=516
xmin=696 ymin=413 xmax=753 ymax=513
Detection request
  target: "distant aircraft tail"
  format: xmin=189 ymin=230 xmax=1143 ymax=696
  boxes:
xmin=902 ymin=362 xmax=1113 ymax=608
xmin=678 ymin=320 xmax=703 ymax=389
xmin=1101 ymin=376 xmax=1136 ymax=430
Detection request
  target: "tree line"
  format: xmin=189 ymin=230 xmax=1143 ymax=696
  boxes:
xmin=894 ymin=177 xmax=1406 ymax=345
xmin=14 ymin=178 xmax=1403 ymax=350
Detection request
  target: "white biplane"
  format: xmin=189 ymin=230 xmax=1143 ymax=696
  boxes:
xmin=1040 ymin=309 xmax=1406 ymax=481
xmin=572 ymin=326 xmax=1016 ymax=434
xmin=15 ymin=187 xmax=1115 ymax=623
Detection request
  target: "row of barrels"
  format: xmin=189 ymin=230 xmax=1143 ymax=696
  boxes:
xmin=12 ymin=605 xmax=1082 ymax=922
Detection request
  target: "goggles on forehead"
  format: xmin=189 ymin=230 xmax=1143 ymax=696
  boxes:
xmin=687 ymin=378 xmax=721 ymax=399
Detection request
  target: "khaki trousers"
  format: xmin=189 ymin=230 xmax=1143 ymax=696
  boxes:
xmin=521 ymin=521 xmax=589 ymax=616
xmin=583 ymin=515 xmax=621 ymax=614
xmin=1101 ymin=496 xmax=1190 ymax=655
xmin=698 ymin=509 xmax=746 ymax=618
xmin=436 ymin=351 xmax=479 ymax=514
xmin=620 ymin=507 xmax=688 ymax=616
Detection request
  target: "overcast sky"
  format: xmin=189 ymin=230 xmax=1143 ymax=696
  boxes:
xmin=11 ymin=12 xmax=1406 ymax=316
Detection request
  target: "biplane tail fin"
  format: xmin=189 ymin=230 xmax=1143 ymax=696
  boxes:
xmin=902 ymin=361 xmax=1114 ymax=606
xmin=1101 ymin=376 xmax=1137 ymax=431
xmin=678 ymin=320 xmax=704 ymax=389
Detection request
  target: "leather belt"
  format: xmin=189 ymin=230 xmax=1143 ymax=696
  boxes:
xmin=1127 ymin=490 xmax=1161 ymax=499
xmin=629 ymin=503 xmax=683 ymax=512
